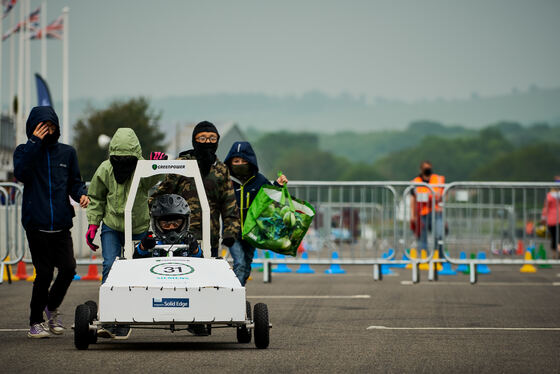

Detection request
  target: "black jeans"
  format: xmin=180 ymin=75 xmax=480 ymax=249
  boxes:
xmin=26 ymin=229 xmax=76 ymax=326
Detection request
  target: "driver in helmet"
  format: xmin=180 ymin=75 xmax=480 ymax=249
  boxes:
xmin=134 ymin=194 xmax=201 ymax=258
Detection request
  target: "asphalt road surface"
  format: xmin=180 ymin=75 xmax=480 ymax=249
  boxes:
xmin=1 ymin=264 xmax=560 ymax=373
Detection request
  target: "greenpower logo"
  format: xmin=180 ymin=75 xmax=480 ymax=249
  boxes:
xmin=150 ymin=262 xmax=195 ymax=276
xmin=152 ymin=164 xmax=186 ymax=170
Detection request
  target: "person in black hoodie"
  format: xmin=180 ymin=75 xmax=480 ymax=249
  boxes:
xmin=224 ymin=141 xmax=288 ymax=285
xmin=13 ymin=106 xmax=89 ymax=339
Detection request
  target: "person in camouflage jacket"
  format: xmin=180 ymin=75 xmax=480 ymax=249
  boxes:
xmin=152 ymin=121 xmax=239 ymax=257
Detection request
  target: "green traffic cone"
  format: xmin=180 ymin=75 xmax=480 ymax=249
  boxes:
xmin=538 ymin=244 xmax=552 ymax=268
xmin=258 ymin=250 xmax=272 ymax=272
xmin=462 ymin=253 xmax=476 ymax=274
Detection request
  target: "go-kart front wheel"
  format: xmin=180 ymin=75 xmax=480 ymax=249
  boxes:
xmin=253 ymin=303 xmax=269 ymax=349
xmin=74 ymin=304 xmax=91 ymax=350
xmin=237 ymin=301 xmax=252 ymax=344
xmin=84 ymin=300 xmax=98 ymax=344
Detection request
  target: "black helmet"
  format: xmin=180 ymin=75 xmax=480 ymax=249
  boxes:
xmin=150 ymin=194 xmax=191 ymax=244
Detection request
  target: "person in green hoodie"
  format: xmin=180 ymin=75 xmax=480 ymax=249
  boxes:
xmin=85 ymin=128 xmax=166 ymax=339
xmin=85 ymin=128 xmax=167 ymax=283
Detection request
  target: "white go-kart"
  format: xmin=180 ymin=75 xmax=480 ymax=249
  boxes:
xmin=74 ymin=160 xmax=270 ymax=350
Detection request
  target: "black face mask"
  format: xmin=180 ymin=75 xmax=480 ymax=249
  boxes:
xmin=110 ymin=156 xmax=138 ymax=184
xmin=193 ymin=142 xmax=218 ymax=177
xmin=42 ymin=133 xmax=59 ymax=145
xmin=41 ymin=125 xmax=60 ymax=146
xmin=422 ymin=168 xmax=433 ymax=178
xmin=231 ymin=164 xmax=251 ymax=178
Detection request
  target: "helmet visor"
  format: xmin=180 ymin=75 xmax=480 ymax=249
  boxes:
xmin=158 ymin=217 xmax=185 ymax=231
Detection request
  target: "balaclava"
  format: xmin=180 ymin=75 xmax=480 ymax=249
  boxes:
xmin=110 ymin=155 xmax=138 ymax=184
xmin=192 ymin=121 xmax=220 ymax=176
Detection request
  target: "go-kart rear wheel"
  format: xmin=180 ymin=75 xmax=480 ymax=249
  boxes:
xmin=237 ymin=301 xmax=252 ymax=344
xmin=253 ymin=303 xmax=269 ymax=349
xmin=85 ymin=300 xmax=97 ymax=322
xmin=74 ymin=304 xmax=91 ymax=350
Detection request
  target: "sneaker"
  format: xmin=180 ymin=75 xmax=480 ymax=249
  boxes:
xmin=114 ymin=325 xmax=131 ymax=340
xmin=28 ymin=323 xmax=50 ymax=339
xmin=97 ymin=324 xmax=116 ymax=339
xmin=187 ymin=324 xmax=209 ymax=336
xmin=44 ymin=307 xmax=65 ymax=335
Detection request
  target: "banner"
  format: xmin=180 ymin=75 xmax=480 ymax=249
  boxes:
xmin=34 ymin=73 xmax=53 ymax=107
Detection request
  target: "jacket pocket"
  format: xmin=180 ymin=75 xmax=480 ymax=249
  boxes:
xmin=54 ymin=164 xmax=70 ymax=189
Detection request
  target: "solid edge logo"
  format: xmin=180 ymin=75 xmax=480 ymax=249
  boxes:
xmin=152 ymin=164 xmax=186 ymax=170
xmin=152 ymin=298 xmax=190 ymax=308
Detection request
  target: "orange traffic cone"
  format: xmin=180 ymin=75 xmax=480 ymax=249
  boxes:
xmin=515 ymin=240 xmax=524 ymax=256
xmin=15 ymin=261 xmax=30 ymax=280
xmin=2 ymin=257 xmax=20 ymax=282
xmin=81 ymin=256 xmax=102 ymax=281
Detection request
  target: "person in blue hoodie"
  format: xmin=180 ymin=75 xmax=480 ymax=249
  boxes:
xmin=224 ymin=141 xmax=288 ymax=285
xmin=13 ymin=106 xmax=89 ymax=339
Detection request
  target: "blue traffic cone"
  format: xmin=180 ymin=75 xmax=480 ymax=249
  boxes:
xmin=251 ymin=249 xmax=262 ymax=269
xmin=296 ymin=252 xmax=315 ymax=274
xmin=439 ymin=261 xmax=457 ymax=275
xmin=272 ymin=254 xmax=292 ymax=273
xmin=73 ymin=273 xmax=81 ymax=281
xmin=381 ymin=252 xmax=394 ymax=275
xmin=390 ymin=252 xmax=407 ymax=268
xmin=325 ymin=252 xmax=346 ymax=274
xmin=476 ymin=252 xmax=491 ymax=274
xmin=456 ymin=252 xmax=469 ymax=273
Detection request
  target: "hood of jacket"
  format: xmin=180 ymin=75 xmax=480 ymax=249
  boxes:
xmin=224 ymin=141 xmax=259 ymax=172
xmin=26 ymin=106 xmax=60 ymax=139
xmin=109 ymin=128 xmax=143 ymax=159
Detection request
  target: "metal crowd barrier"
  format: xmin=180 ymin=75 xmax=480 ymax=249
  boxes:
xmin=441 ymin=182 xmax=560 ymax=283
xmin=2 ymin=180 xmax=560 ymax=285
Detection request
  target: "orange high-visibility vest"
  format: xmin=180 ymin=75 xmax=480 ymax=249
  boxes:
xmin=412 ymin=174 xmax=445 ymax=216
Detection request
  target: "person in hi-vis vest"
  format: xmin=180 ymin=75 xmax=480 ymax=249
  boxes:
xmin=410 ymin=160 xmax=445 ymax=253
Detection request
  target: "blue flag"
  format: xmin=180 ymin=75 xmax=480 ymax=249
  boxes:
xmin=35 ymin=73 xmax=53 ymax=107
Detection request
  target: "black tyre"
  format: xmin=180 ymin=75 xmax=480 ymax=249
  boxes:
xmin=88 ymin=328 xmax=98 ymax=344
xmin=74 ymin=304 xmax=91 ymax=350
xmin=85 ymin=300 xmax=98 ymax=322
xmin=253 ymin=303 xmax=269 ymax=349
xmin=237 ymin=301 xmax=252 ymax=344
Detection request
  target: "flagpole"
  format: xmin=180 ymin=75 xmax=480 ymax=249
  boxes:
xmin=9 ymin=9 xmax=15 ymax=117
xmin=62 ymin=6 xmax=69 ymax=144
xmin=16 ymin=0 xmax=25 ymax=145
xmin=41 ymin=0 xmax=46 ymax=78
xmin=0 ymin=5 xmax=3 ymax=115
xmin=25 ymin=0 xmax=31 ymax=116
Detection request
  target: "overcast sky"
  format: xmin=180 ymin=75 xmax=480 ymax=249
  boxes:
xmin=2 ymin=0 xmax=560 ymax=108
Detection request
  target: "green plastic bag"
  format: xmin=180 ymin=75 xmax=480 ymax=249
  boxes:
xmin=242 ymin=184 xmax=315 ymax=256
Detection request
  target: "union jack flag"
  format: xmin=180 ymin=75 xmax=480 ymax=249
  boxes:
xmin=2 ymin=0 xmax=17 ymax=19
xmin=30 ymin=14 xmax=63 ymax=40
xmin=1 ymin=6 xmax=40 ymax=41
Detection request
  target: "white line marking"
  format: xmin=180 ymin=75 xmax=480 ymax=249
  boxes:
xmin=0 ymin=329 xmax=28 ymax=332
xmin=400 ymin=281 xmax=560 ymax=286
xmin=367 ymin=326 xmax=560 ymax=331
xmin=247 ymin=295 xmax=371 ymax=299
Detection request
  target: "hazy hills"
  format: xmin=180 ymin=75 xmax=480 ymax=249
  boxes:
xmin=64 ymin=86 xmax=560 ymax=140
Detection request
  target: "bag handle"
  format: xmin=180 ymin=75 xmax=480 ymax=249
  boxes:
xmin=278 ymin=171 xmax=295 ymax=212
